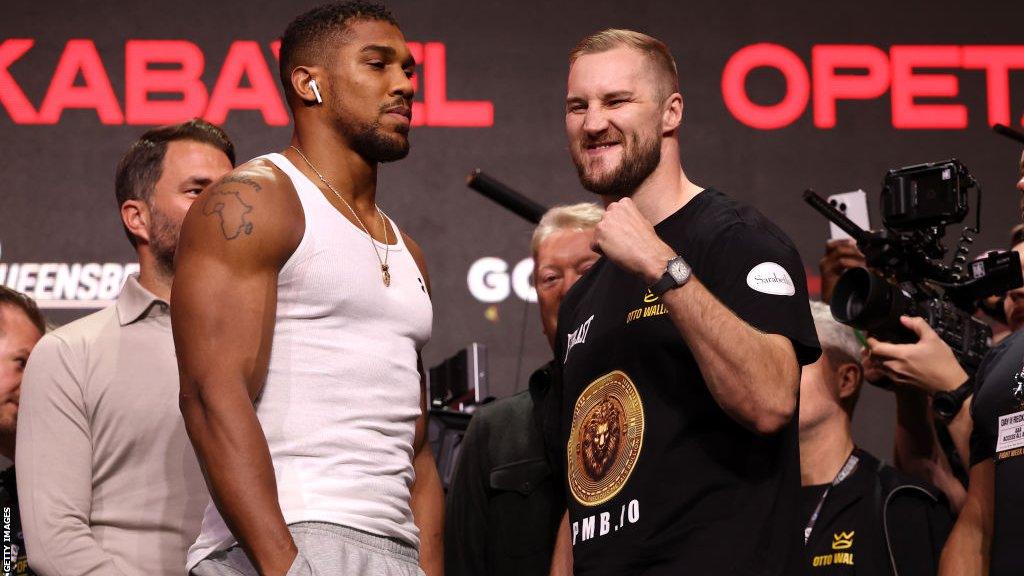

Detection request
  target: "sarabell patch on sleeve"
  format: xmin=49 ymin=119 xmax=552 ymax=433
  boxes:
xmin=996 ymin=410 xmax=1024 ymax=461
xmin=746 ymin=262 xmax=796 ymax=296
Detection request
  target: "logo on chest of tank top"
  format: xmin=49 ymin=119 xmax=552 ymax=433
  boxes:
xmin=567 ymin=370 xmax=644 ymax=506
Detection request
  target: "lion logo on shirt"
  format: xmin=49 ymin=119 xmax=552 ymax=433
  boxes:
xmin=568 ymin=370 xmax=644 ymax=506
xmin=582 ymin=397 xmax=622 ymax=480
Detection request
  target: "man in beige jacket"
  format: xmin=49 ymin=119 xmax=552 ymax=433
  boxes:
xmin=17 ymin=119 xmax=234 ymax=575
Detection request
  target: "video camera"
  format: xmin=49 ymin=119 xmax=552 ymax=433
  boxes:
xmin=804 ymin=159 xmax=1023 ymax=371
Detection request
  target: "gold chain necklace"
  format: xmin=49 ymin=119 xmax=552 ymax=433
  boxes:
xmin=289 ymin=145 xmax=391 ymax=287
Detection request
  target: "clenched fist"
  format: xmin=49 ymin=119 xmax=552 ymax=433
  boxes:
xmin=593 ymin=197 xmax=677 ymax=284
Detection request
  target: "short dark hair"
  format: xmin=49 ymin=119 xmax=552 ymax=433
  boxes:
xmin=114 ymin=118 xmax=235 ymax=246
xmin=0 ymin=286 xmax=45 ymax=336
xmin=279 ymin=1 xmax=399 ymax=100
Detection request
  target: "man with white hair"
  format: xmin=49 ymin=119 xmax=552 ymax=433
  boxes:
xmin=798 ymin=301 xmax=951 ymax=575
xmin=445 ymin=203 xmax=602 ymax=576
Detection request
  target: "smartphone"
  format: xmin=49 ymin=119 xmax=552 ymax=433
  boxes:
xmin=827 ymin=190 xmax=871 ymax=241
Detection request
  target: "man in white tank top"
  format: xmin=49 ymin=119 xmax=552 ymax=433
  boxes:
xmin=172 ymin=3 xmax=442 ymax=576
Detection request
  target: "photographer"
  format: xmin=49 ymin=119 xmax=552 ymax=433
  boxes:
xmin=862 ymin=227 xmax=1024 ymax=514
xmin=819 ymin=241 xmax=969 ymax=512
xmin=824 ymin=151 xmax=1024 ymax=575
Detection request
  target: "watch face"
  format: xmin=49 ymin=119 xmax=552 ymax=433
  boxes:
xmin=932 ymin=393 xmax=954 ymax=419
xmin=667 ymin=257 xmax=690 ymax=284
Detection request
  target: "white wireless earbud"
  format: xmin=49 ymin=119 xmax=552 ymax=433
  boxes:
xmin=309 ymin=79 xmax=323 ymax=104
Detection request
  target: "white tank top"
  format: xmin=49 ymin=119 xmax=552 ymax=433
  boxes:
xmin=187 ymin=153 xmax=433 ymax=569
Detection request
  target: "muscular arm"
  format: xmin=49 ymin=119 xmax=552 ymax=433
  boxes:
xmin=594 ymin=198 xmax=800 ymax=434
xmin=411 ymin=362 xmax=445 ymax=576
xmin=939 ymin=460 xmax=994 ymax=575
xmin=658 ymin=278 xmax=799 ymax=433
xmin=173 ymin=167 xmax=303 ymax=576
xmin=404 ymin=233 xmax=445 ymax=576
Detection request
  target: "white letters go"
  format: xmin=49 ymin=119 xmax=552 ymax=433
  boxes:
xmin=467 ymin=257 xmax=537 ymax=303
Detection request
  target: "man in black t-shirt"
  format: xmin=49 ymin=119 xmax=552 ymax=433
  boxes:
xmin=949 ymin=329 xmax=1024 ymax=575
xmin=939 ymin=150 xmax=1024 ymax=576
xmin=799 ymin=302 xmax=950 ymax=575
xmin=548 ymin=29 xmax=820 ymax=575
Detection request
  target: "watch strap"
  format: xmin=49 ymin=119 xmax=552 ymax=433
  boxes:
xmin=650 ymin=271 xmax=678 ymax=297
xmin=933 ymin=376 xmax=974 ymax=422
xmin=650 ymin=255 xmax=690 ymax=297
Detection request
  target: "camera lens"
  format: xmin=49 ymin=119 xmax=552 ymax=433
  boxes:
xmin=831 ymin=268 xmax=874 ymax=325
xmin=842 ymin=288 xmax=865 ymax=321
xmin=831 ymin=267 xmax=917 ymax=343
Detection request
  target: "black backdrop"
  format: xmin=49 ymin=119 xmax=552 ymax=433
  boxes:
xmin=3 ymin=0 xmax=1024 ymax=458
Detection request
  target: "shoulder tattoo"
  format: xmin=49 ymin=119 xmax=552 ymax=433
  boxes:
xmin=218 ymin=174 xmax=263 ymax=191
xmin=202 ymin=178 xmax=260 ymax=240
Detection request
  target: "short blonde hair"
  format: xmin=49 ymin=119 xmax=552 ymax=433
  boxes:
xmin=569 ymin=29 xmax=679 ymax=97
xmin=531 ymin=202 xmax=604 ymax=255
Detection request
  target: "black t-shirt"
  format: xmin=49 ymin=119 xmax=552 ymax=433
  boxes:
xmin=969 ymin=329 xmax=1024 ymax=576
xmin=800 ymin=450 xmax=889 ymax=576
xmin=801 ymin=484 xmax=829 ymax=530
xmin=553 ymin=189 xmax=820 ymax=575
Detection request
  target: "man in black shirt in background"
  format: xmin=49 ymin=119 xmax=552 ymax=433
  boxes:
xmin=549 ymin=29 xmax=820 ymax=575
xmin=799 ymin=301 xmax=951 ymax=575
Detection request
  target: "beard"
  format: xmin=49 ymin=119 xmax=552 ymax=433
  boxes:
xmin=147 ymin=205 xmax=180 ymax=278
xmin=336 ymin=99 xmax=411 ymax=163
xmin=572 ymin=128 xmax=660 ymax=197
xmin=345 ymin=119 xmax=409 ymax=163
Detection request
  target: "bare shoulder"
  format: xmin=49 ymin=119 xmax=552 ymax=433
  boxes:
xmin=401 ymin=230 xmax=431 ymax=293
xmin=181 ymin=157 xmax=304 ymax=269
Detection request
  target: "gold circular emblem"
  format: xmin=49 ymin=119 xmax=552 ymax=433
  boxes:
xmin=567 ymin=370 xmax=644 ymax=506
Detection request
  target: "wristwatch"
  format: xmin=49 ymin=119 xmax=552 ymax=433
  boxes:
xmin=933 ymin=376 xmax=974 ymax=422
xmin=650 ymin=255 xmax=691 ymax=296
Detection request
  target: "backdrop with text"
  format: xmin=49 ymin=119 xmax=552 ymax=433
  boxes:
xmin=3 ymin=0 xmax=1024 ymax=456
